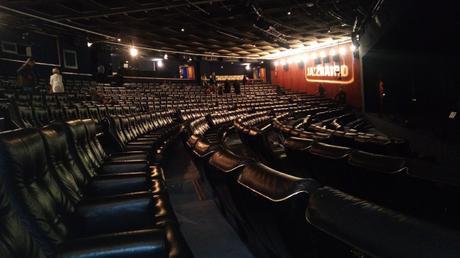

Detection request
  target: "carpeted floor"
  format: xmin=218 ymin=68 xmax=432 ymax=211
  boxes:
xmin=162 ymin=140 xmax=254 ymax=258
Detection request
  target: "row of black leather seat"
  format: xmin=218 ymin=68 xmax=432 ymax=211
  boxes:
xmin=184 ymin=115 xmax=460 ymax=258
xmin=0 ymin=116 xmax=192 ymax=257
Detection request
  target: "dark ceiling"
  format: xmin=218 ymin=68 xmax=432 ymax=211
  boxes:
xmin=0 ymin=0 xmax=375 ymax=58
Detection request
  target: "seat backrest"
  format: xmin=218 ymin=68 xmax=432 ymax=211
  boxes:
xmin=306 ymin=186 xmax=460 ymax=258
xmin=40 ymin=123 xmax=88 ymax=202
xmin=0 ymin=129 xmax=70 ymax=254
xmin=348 ymin=150 xmax=407 ymax=174
xmin=81 ymin=118 xmax=108 ymax=163
xmin=0 ymin=173 xmax=47 ymax=258
xmin=64 ymin=120 xmax=99 ymax=177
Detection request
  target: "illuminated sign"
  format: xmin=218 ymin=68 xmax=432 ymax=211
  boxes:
xmin=306 ymin=65 xmax=349 ymax=77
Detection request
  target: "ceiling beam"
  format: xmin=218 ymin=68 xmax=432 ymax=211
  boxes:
xmin=55 ymin=0 xmax=226 ymax=21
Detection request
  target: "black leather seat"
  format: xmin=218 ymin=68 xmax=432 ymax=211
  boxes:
xmin=306 ymin=186 xmax=460 ymax=258
xmin=0 ymin=128 xmax=192 ymax=257
xmin=206 ymin=149 xmax=253 ymax=242
xmin=235 ymin=163 xmax=320 ymax=258
xmin=307 ymin=142 xmax=352 ymax=189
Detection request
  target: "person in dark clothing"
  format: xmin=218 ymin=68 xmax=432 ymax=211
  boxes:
xmin=318 ymin=83 xmax=326 ymax=97
xmin=17 ymin=57 xmax=38 ymax=93
xmin=217 ymin=83 xmax=223 ymax=95
xmin=112 ymin=68 xmax=124 ymax=87
xmin=334 ymin=86 xmax=347 ymax=105
xmin=233 ymin=80 xmax=241 ymax=95
xmin=224 ymin=79 xmax=231 ymax=93
xmin=242 ymin=75 xmax=247 ymax=86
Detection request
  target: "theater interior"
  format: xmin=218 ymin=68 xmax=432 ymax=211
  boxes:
xmin=1 ymin=0 xmax=460 ymax=257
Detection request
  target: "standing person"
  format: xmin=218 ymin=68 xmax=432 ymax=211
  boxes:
xmin=209 ymin=72 xmax=217 ymax=93
xmin=96 ymin=64 xmax=106 ymax=82
xmin=17 ymin=57 xmax=38 ymax=93
xmin=334 ymin=86 xmax=347 ymax=105
xmin=378 ymin=78 xmax=385 ymax=117
xmin=223 ymin=79 xmax=231 ymax=93
xmin=49 ymin=67 xmax=64 ymax=93
xmin=233 ymin=80 xmax=241 ymax=95
xmin=318 ymin=83 xmax=326 ymax=97
xmin=112 ymin=68 xmax=124 ymax=87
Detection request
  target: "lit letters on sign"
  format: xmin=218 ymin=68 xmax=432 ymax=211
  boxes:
xmin=306 ymin=65 xmax=349 ymax=77
xmin=304 ymin=45 xmax=355 ymax=84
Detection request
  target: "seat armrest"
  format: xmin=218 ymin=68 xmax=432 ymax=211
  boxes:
xmin=56 ymin=229 xmax=167 ymax=258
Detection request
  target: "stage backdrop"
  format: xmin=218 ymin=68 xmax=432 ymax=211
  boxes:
xmin=270 ymin=43 xmax=362 ymax=108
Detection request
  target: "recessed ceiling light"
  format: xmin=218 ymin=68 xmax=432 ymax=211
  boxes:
xmin=287 ymin=11 xmax=292 ymax=15
xmin=181 ymin=28 xmax=185 ymax=32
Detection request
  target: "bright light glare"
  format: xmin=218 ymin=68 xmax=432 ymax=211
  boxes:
xmin=129 ymin=47 xmax=138 ymax=57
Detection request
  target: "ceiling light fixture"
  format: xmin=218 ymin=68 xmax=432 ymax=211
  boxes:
xmin=87 ymin=42 xmax=93 ymax=47
xmin=157 ymin=60 xmax=163 ymax=67
xmin=117 ymin=38 xmax=122 ymax=42
xmin=287 ymin=11 xmax=291 ymax=15
xmin=181 ymin=28 xmax=185 ymax=32
xmin=129 ymin=46 xmax=138 ymax=57
xmin=164 ymin=53 xmax=168 ymax=59
xmin=339 ymin=47 xmax=346 ymax=56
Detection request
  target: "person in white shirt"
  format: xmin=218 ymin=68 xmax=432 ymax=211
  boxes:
xmin=50 ymin=67 xmax=64 ymax=93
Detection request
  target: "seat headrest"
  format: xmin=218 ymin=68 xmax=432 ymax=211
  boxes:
xmin=309 ymin=142 xmax=351 ymax=159
xmin=238 ymin=163 xmax=319 ymax=202
xmin=284 ymin=137 xmax=315 ymax=151
xmin=40 ymin=123 xmax=69 ymax=161
xmin=348 ymin=150 xmax=407 ymax=174
xmin=65 ymin=120 xmax=87 ymax=143
xmin=208 ymin=149 xmax=247 ymax=173
xmin=0 ymin=128 xmax=49 ymax=184
xmin=193 ymin=139 xmax=219 ymax=157
xmin=306 ymin=186 xmax=460 ymax=258
xmin=81 ymin=119 xmax=97 ymax=138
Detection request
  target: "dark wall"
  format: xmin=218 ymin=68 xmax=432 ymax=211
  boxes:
xmin=0 ymin=28 xmax=92 ymax=78
xmin=199 ymin=60 xmax=252 ymax=77
xmin=362 ymin=1 xmax=460 ymax=120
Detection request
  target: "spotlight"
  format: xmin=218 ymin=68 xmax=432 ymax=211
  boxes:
xmin=87 ymin=42 xmax=93 ymax=47
xmin=181 ymin=28 xmax=185 ymax=32
xmin=260 ymin=60 xmax=264 ymax=64
xmin=164 ymin=53 xmax=168 ymax=60
xmin=157 ymin=60 xmax=164 ymax=67
xmin=188 ymin=57 xmax=192 ymax=62
xmin=221 ymin=65 xmax=224 ymax=69
xmin=245 ymin=64 xmax=251 ymax=70
xmin=287 ymin=11 xmax=292 ymax=15
xmin=117 ymin=38 xmax=122 ymax=42
xmin=129 ymin=47 xmax=138 ymax=57
xmin=339 ymin=47 xmax=346 ymax=56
